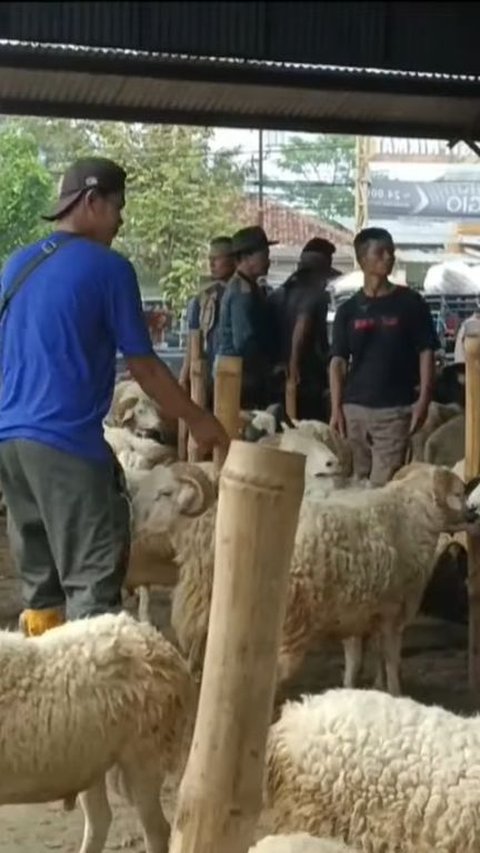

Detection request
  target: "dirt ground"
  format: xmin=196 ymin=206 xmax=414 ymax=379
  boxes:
xmin=0 ymin=520 xmax=474 ymax=851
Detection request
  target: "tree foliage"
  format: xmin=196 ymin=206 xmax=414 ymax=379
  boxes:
xmin=277 ymin=134 xmax=355 ymax=222
xmin=0 ymin=127 xmax=53 ymax=263
xmin=5 ymin=118 xmax=245 ymax=311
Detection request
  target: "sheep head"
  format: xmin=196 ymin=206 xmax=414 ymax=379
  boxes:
xmin=278 ymin=430 xmax=342 ymax=479
xmin=132 ymin=462 xmax=216 ymax=545
xmin=393 ymin=463 xmax=467 ymax=531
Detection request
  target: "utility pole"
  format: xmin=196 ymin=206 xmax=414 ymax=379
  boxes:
xmin=355 ymin=135 xmax=371 ymax=233
xmin=257 ymin=129 xmax=264 ymax=227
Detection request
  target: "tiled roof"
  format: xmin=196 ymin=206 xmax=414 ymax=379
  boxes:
xmin=235 ymin=196 xmax=353 ymax=248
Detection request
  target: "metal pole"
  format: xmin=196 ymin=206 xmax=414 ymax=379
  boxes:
xmin=258 ymin=129 xmax=264 ymax=228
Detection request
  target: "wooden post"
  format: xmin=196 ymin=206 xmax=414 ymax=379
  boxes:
xmin=188 ymin=356 xmax=209 ymax=462
xmin=170 ymin=440 xmax=305 ymax=853
xmin=285 ymin=378 xmax=297 ymax=421
xmin=178 ymin=330 xmax=203 ymax=462
xmin=465 ymin=320 xmax=480 ymax=696
xmin=213 ymin=355 xmax=242 ymax=470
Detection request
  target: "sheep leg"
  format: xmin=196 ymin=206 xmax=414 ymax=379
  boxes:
xmin=380 ymin=622 xmax=403 ymax=697
xmin=122 ymin=764 xmax=170 ymax=853
xmin=78 ymin=776 xmax=112 ymax=853
xmin=137 ymin=585 xmax=152 ymax=623
xmin=342 ymin=636 xmax=364 ymax=688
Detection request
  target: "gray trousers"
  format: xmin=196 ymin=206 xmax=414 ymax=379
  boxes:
xmin=0 ymin=439 xmax=131 ymax=619
xmin=343 ymin=404 xmax=412 ymax=488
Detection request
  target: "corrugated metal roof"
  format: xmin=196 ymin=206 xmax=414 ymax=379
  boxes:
xmin=0 ymin=41 xmax=480 ymax=138
xmin=2 ymin=2 xmax=480 ymax=79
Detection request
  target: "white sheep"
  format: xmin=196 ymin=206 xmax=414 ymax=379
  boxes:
xmin=106 ymin=379 xmax=177 ymax=444
xmin=250 ymin=834 xmax=356 ymax=852
xmin=104 ymin=425 xmax=177 ymax=470
xmin=0 ymin=611 xmax=196 ymax=853
xmin=280 ymin=463 xmax=466 ymax=694
xmin=136 ymin=461 xmax=466 ymax=694
xmin=124 ymin=462 xmax=217 ymax=627
xmin=265 ymin=689 xmax=480 ymax=852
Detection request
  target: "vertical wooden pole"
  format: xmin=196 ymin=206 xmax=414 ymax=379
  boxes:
xmin=464 ymin=321 xmax=480 ymax=696
xmin=170 ymin=440 xmax=305 ymax=853
xmin=285 ymin=378 xmax=297 ymax=421
xmin=188 ymin=356 xmax=208 ymax=462
xmin=178 ymin=330 xmax=203 ymax=462
xmin=213 ymin=355 xmax=242 ymax=470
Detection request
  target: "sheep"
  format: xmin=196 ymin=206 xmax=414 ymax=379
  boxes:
xmin=250 ymin=834 xmax=356 ymax=852
xmin=0 ymin=611 xmax=196 ymax=853
xmin=408 ymin=400 xmax=462 ymax=462
xmin=137 ymin=460 xmax=465 ymax=694
xmin=265 ymin=689 xmax=480 ymax=852
xmin=423 ymin=412 xmax=465 ymax=468
xmin=240 ymin=403 xmax=295 ymax=442
xmin=125 ymin=462 xmax=217 ymax=625
xmin=106 ymin=379 xmax=177 ymax=445
xmin=104 ymin=425 xmax=177 ymax=470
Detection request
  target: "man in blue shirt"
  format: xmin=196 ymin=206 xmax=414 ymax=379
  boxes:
xmin=0 ymin=157 xmax=228 ymax=636
xmin=180 ymin=235 xmax=235 ymax=406
xmin=218 ymin=225 xmax=278 ymax=408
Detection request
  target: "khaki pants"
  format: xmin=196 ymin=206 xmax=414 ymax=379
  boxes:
xmin=343 ymin=404 xmax=412 ymax=488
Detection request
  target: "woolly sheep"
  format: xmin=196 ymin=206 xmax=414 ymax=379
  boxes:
xmin=125 ymin=462 xmax=216 ymax=600
xmin=265 ymin=689 xmax=480 ymax=852
xmin=106 ymin=379 xmax=177 ymax=444
xmin=104 ymin=425 xmax=177 ymax=470
xmin=135 ymin=459 xmax=466 ymax=692
xmin=408 ymin=400 xmax=462 ymax=462
xmin=0 ymin=611 xmax=196 ymax=853
xmin=250 ymin=834 xmax=356 ymax=852
xmin=164 ymin=463 xmax=467 ymax=692
xmin=423 ymin=412 xmax=465 ymax=468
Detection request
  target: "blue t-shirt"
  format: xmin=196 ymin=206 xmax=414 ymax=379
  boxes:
xmin=0 ymin=232 xmax=154 ymax=462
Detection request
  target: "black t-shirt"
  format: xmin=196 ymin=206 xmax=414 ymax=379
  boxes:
xmin=331 ymin=286 xmax=440 ymax=408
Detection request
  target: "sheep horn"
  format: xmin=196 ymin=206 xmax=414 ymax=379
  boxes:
xmin=171 ymin=462 xmax=216 ymax=517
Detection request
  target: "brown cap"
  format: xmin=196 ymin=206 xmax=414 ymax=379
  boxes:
xmin=43 ymin=157 xmax=127 ymax=221
xmin=231 ymin=225 xmax=278 ymax=256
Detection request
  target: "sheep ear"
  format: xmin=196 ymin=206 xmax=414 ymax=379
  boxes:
xmin=171 ymin=463 xmax=216 ymax=517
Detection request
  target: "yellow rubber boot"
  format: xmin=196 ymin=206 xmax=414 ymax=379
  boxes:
xmin=19 ymin=608 xmax=65 ymax=637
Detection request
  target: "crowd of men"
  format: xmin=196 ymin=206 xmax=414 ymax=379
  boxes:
xmin=0 ymin=154 xmax=441 ymax=635
xmin=181 ymin=224 xmax=440 ymax=488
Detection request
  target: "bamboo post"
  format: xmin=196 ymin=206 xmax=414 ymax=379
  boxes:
xmin=285 ymin=377 xmax=297 ymax=421
xmin=188 ymin=356 xmax=209 ymax=462
xmin=464 ymin=320 xmax=480 ymax=695
xmin=178 ymin=330 xmax=203 ymax=462
xmin=213 ymin=355 xmax=242 ymax=470
xmin=170 ymin=440 xmax=305 ymax=853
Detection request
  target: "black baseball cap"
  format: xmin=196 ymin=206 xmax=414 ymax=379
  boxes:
xmin=231 ymin=225 xmax=278 ymax=256
xmin=43 ymin=157 xmax=127 ymax=221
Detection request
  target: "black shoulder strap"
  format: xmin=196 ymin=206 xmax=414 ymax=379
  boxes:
xmin=0 ymin=234 xmax=76 ymax=324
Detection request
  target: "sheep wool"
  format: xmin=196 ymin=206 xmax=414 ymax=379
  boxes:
xmin=266 ymin=690 xmax=480 ymax=852
xmin=251 ymin=833 xmax=356 ymax=852
xmin=0 ymin=612 xmax=196 ymax=852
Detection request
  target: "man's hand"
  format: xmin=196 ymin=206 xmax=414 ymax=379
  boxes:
xmin=187 ymin=410 xmax=230 ymax=456
xmin=409 ymin=399 xmax=429 ymax=436
xmin=329 ymin=406 xmax=347 ymax=439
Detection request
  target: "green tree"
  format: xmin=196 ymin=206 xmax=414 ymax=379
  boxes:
xmin=0 ymin=127 xmax=53 ymax=264
xmin=276 ymin=134 xmax=355 ymax=222
xmin=7 ymin=118 xmax=245 ymax=312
